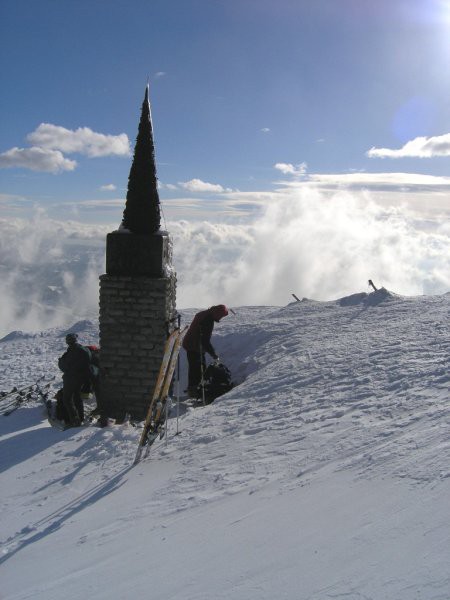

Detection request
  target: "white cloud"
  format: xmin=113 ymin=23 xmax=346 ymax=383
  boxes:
xmin=158 ymin=182 xmax=179 ymax=191
xmin=100 ymin=184 xmax=117 ymax=191
xmin=154 ymin=71 xmax=166 ymax=78
xmin=307 ymin=172 xmax=450 ymax=187
xmin=274 ymin=162 xmax=307 ymax=177
xmin=367 ymin=133 xmax=450 ymax=158
xmin=261 ymin=128 xmax=270 ymax=133
xmin=0 ymin=146 xmax=77 ymax=173
xmin=0 ymin=123 xmax=130 ymax=173
xmin=1 ymin=183 xmax=449 ymax=336
xmin=79 ymin=168 xmax=450 ymax=224
xmin=27 ymin=123 xmax=131 ymax=157
xmin=179 ymin=178 xmax=229 ymax=193
xmin=171 ymin=189 xmax=450 ymax=308
xmin=0 ymin=214 xmax=107 ymax=336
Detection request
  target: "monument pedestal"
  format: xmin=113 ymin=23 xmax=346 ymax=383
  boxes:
xmin=105 ymin=231 xmax=171 ymax=277
xmin=99 ymin=231 xmax=176 ymax=419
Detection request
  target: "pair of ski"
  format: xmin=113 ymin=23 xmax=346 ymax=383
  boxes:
xmin=134 ymin=326 xmax=187 ymax=465
xmin=1 ymin=375 xmax=74 ymax=430
xmin=1 ymin=376 xmax=55 ymax=417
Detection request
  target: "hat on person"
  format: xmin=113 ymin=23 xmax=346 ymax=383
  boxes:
xmin=65 ymin=333 xmax=78 ymax=345
xmin=211 ymin=304 xmax=229 ymax=321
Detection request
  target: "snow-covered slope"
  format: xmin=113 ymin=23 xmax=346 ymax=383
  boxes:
xmin=1 ymin=290 xmax=449 ymax=600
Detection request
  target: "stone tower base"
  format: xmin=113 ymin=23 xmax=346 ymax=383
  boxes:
xmin=99 ymin=272 xmax=176 ymax=419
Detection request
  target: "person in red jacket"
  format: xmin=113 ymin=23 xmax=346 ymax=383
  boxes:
xmin=183 ymin=304 xmax=229 ymax=397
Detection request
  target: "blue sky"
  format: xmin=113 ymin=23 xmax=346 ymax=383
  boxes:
xmin=0 ymin=1 xmax=449 ymax=333
xmin=2 ymin=0 xmax=450 ymax=225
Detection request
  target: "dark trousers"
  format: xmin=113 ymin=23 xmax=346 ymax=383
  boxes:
xmin=186 ymin=351 xmax=205 ymax=393
xmin=62 ymin=379 xmax=84 ymax=422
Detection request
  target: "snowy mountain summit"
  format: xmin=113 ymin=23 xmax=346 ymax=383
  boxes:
xmin=1 ymin=289 xmax=449 ymax=600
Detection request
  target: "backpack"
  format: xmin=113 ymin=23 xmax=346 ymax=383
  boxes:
xmin=202 ymin=361 xmax=233 ymax=404
xmin=79 ymin=345 xmax=100 ymax=397
xmin=86 ymin=345 xmax=100 ymax=368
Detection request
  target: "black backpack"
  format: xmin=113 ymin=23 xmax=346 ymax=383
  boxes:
xmin=202 ymin=362 xmax=233 ymax=403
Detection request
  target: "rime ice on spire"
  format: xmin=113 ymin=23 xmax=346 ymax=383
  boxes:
xmin=121 ymin=85 xmax=161 ymax=234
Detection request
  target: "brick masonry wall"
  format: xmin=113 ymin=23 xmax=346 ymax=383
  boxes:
xmin=99 ymin=272 xmax=177 ymax=419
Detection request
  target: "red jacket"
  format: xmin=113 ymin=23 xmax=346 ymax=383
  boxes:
xmin=182 ymin=309 xmax=217 ymax=357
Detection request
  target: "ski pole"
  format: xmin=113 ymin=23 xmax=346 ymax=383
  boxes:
xmin=199 ymin=340 xmax=206 ymax=407
xmin=165 ymin=398 xmax=170 ymax=446
xmin=176 ymin=314 xmax=181 ymax=435
xmin=176 ymin=349 xmax=181 ymax=434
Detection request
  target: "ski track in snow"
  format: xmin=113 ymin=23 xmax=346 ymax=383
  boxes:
xmin=1 ymin=290 xmax=449 ymax=599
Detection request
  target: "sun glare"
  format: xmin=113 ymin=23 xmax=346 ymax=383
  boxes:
xmin=415 ymin=0 xmax=450 ymax=25
xmin=441 ymin=0 xmax=450 ymax=23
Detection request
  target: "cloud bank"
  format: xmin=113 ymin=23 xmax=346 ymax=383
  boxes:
xmin=305 ymin=172 xmax=450 ymax=188
xmin=0 ymin=215 xmax=107 ymax=336
xmin=171 ymin=189 xmax=450 ymax=308
xmin=2 ymin=185 xmax=448 ymax=336
xmin=367 ymin=132 xmax=450 ymax=158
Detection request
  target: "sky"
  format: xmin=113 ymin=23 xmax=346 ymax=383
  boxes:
xmin=0 ymin=0 xmax=450 ymax=334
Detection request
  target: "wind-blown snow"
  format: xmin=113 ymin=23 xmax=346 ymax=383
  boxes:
xmin=1 ymin=291 xmax=449 ymax=599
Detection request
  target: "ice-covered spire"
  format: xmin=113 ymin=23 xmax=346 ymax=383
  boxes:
xmin=121 ymin=85 xmax=161 ymax=234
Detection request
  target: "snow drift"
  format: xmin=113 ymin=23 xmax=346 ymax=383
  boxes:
xmin=1 ymin=290 xmax=449 ymax=599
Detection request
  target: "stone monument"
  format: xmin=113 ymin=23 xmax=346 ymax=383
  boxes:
xmin=99 ymin=86 xmax=177 ymax=420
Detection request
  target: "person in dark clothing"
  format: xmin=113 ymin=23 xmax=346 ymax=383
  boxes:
xmin=182 ymin=304 xmax=229 ymax=397
xmin=58 ymin=333 xmax=92 ymax=426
